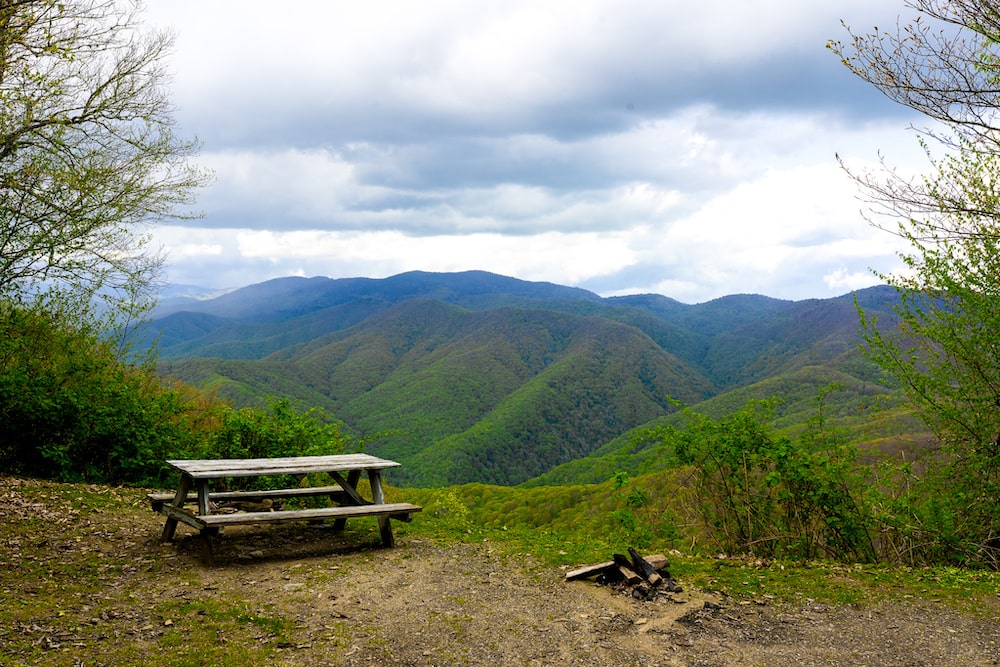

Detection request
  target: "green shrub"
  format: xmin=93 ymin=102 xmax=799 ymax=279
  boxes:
xmin=0 ymin=303 xmax=353 ymax=486
xmin=0 ymin=303 xmax=198 ymax=484
xmin=668 ymin=394 xmax=874 ymax=561
xmin=195 ymin=398 xmax=353 ymax=489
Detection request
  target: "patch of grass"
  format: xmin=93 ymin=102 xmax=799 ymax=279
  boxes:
xmin=399 ymin=496 xmax=999 ymax=613
xmin=0 ymin=476 xmax=318 ymax=666
xmin=159 ymin=597 xmax=292 ymax=639
xmin=2 ymin=474 xmax=998 ymax=667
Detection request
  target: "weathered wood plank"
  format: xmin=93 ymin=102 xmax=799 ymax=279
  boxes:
xmin=564 ymin=554 xmax=669 ymax=581
xmin=329 ymin=471 xmax=367 ymax=505
xmin=332 ymin=469 xmax=362 ymax=532
xmin=613 ymin=552 xmax=634 ymax=571
xmin=563 ymin=561 xmax=616 ymax=581
xmin=619 ymin=565 xmax=642 ymax=585
xmin=160 ymin=474 xmax=191 ymax=542
xmin=368 ymin=469 xmax=394 ymax=547
xmin=147 ymin=485 xmax=346 ymax=511
xmin=160 ymin=502 xmax=420 ymax=532
xmin=197 ymin=502 xmax=422 ymax=527
xmin=629 ymin=546 xmax=663 ymax=586
xmin=201 ymin=530 xmax=217 ymax=566
xmin=166 ymin=454 xmax=400 ymax=479
xmin=161 ymin=502 xmax=208 ymax=533
xmin=196 ymin=479 xmax=210 ymax=516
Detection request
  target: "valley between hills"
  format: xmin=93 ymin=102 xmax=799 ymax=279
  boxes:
xmin=151 ymin=270 xmax=924 ymax=488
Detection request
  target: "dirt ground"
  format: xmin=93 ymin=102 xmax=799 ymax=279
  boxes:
xmin=3 ymin=478 xmax=1000 ymax=666
xmin=173 ymin=524 xmax=1000 ymax=667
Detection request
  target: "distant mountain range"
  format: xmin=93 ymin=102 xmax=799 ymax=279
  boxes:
xmin=151 ymin=271 xmax=915 ymax=487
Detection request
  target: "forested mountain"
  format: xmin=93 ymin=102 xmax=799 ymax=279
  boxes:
xmin=153 ymin=271 xmax=906 ymax=486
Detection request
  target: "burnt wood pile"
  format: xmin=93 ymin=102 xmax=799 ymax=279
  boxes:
xmin=565 ymin=547 xmax=680 ymax=601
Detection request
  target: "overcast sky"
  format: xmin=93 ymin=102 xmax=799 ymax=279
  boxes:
xmin=143 ymin=0 xmax=928 ymax=304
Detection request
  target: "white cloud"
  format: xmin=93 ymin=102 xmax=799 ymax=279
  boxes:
xmin=824 ymin=267 xmax=882 ymax=292
xmin=154 ymin=226 xmax=637 ymax=289
xmin=168 ymin=243 xmax=223 ymax=259
xmin=141 ymin=0 xmax=929 ymax=302
xmin=152 ymin=149 xmax=910 ymax=302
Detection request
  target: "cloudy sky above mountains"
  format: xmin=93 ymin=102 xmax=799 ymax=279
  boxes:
xmin=145 ymin=0 xmax=928 ymax=303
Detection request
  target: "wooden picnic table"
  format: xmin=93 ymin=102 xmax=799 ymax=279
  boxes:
xmin=149 ymin=453 xmax=421 ymax=564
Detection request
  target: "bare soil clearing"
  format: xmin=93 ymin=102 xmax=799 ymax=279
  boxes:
xmin=2 ymin=477 xmax=999 ymax=666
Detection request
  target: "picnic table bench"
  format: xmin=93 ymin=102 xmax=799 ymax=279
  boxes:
xmin=148 ymin=453 xmax=421 ymax=564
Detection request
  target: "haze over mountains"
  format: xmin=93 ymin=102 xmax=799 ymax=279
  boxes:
xmin=151 ymin=271 xmax=909 ymax=487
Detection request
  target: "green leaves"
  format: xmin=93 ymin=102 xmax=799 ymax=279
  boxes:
xmin=667 ymin=395 xmax=874 ymax=562
xmin=202 ymin=398 xmax=353 ymax=490
xmin=834 ymin=0 xmax=1000 ymax=567
xmin=855 ymin=135 xmax=1000 ymax=565
xmin=0 ymin=0 xmax=210 ymax=330
xmin=0 ymin=302 xmax=359 ymax=487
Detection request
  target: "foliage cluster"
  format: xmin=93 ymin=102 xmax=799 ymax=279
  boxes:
xmin=861 ymin=286 xmax=1000 ymax=568
xmin=0 ymin=0 xmax=209 ymax=325
xmin=636 ymin=392 xmax=998 ymax=568
xmin=830 ymin=0 xmax=1000 ymax=569
xmin=525 ymin=365 xmax=910 ymax=488
xmin=671 ymin=395 xmax=875 ymax=562
xmin=0 ymin=303 xmax=351 ymax=486
xmin=205 ymin=398 xmax=353 ymax=490
xmin=401 ymin=469 xmax=685 ymax=555
xmin=404 ymin=388 xmax=997 ymax=568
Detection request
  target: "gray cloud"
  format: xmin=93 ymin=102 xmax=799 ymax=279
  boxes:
xmin=160 ymin=0 xmax=907 ymax=149
xmin=144 ymin=0 xmax=926 ymax=301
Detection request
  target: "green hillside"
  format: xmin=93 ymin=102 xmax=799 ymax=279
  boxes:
xmin=522 ymin=364 xmax=914 ymax=487
xmin=155 ymin=272 xmax=912 ymax=487
xmin=162 ymin=300 xmax=716 ymax=485
xmin=386 ymin=313 xmax=712 ymax=485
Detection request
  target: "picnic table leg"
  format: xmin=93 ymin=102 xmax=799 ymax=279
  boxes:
xmin=195 ymin=479 xmax=210 ymax=516
xmin=200 ymin=528 xmax=219 ymax=566
xmin=332 ymin=469 xmax=362 ymax=532
xmin=160 ymin=474 xmax=192 ymax=542
xmin=368 ymin=469 xmax=395 ymax=548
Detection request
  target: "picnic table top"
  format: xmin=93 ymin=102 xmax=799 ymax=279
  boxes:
xmin=165 ymin=453 xmax=401 ymax=479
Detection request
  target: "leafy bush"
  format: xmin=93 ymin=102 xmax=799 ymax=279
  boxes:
xmin=0 ymin=303 xmax=352 ymax=486
xmin=863 ymin=448 xmax=1000 ymax=568
xmin=0 ymin=303 xmax=196 ymax=484
xmin=668 ymin=394 xmax=874 ymax=562
xmin=196 ymin=398 xmax=353 ymax=490
xmin=607 ymin=470 xmax=683 ymax=550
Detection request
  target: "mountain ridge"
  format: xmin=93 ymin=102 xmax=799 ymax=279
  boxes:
xmin=151 ymin=271 xmax=905 ymax=487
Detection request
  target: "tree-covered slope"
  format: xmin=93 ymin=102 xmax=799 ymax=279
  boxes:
xmin=522 ymin=363 xmax=909 ymax=487
xmin=613 ymin=288 xmax=900 ymax=390
xmin=160 ymin=297 xmax=715 ymax=486
xmin=155 ymin=272 xmax=906 ymax=487
xmin=365 ymin=311 xmax=714 ymax=486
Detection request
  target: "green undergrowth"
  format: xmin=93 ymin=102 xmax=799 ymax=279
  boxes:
xmin=2 ymin=476 xmax=999 ymax=667
xmin=391 ymin=479 xmax=1000 ymax=612
xmin=396 ymin=514 xmax=1000 ymax=612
